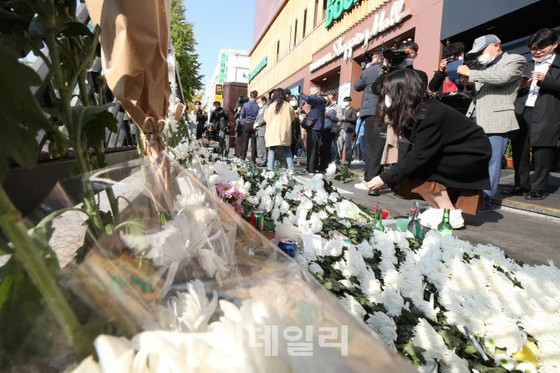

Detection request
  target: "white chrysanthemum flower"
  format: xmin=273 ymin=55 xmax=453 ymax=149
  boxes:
xmin=308 ymin=212 xmax=324 ymax=233
xmin=246 ymin=196 xmax=259 ymax=205
xmin=366 ymin=312 xmax=398 ymax=352
xmin=168 ymin=280 xmax=218 ymax=332
xmin=381 ymin=286 xmax=404 ymax=317
xmin=515 ymin=362 xmax=538 ymax=373
xmin=208 ymin=173 xmax=221 ymax=184
xmin=440 ymin=350 xmax=470 ymax=373
xmin=494 ymin=353 xmax=515 ymax=370
xmin=308 ymin=174 xmax=325 ymax=190
xmin=322 ymin=239 xmax=343 ymax=257
xmin=326 ymin=205 xmax=335 ymax=214
xmin=328 ymin=192 xmax=340 ymax=203
xmin=484 ymin=314 xmax=527 ymax=355
xmin=359 ymin=269 xmax=384 ymax=304
xmin=338 ymin=293 xmax=366 ymax=321
xmin=313 ymin=189 xmax=329 ymax=205
xmin=278 ymin=200 xmax=290 ymax=213
xmin=338 ymin=279 xmax=356 ymax=290
xmin=324 ymin=162 xmax=337 ymax=180
xmin=413 ymin=318 xmax=447 ymax=361
xmin=271 ymin=207 xmax=281 ymax=222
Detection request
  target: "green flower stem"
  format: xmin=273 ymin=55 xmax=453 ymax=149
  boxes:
xmin=0 ymin=186 xmax=89 ymax=357
xmin=43 ymin=29 xmax=106 ymax=238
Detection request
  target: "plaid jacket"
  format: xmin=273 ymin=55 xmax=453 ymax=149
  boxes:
xmin=466 ymin=52 xmax=526 ymax=134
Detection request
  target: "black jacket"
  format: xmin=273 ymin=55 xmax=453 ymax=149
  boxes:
xmin=340 ymin=106 xmax=358 ymax=132
xmin=380 ymin=99 xmax=491 ymax=190
xmin=514 ymin=53 xmax=560 ymax=147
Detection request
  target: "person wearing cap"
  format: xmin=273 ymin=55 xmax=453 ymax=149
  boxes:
xmin=457 ymin=34 xmax=525 ymax=211
xmin=340 ymin=96 xmax=358 ymax=167
xmin=510 ymin=28 xmax=560 ymax=201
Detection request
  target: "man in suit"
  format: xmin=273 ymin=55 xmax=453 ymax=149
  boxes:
xmin=458 ymin=34 xmax=525 ymax=211
xmin=298 ymin=85 xmax=327 ymax=173
xmin=354 ymin=52 xmax=384 ymax=195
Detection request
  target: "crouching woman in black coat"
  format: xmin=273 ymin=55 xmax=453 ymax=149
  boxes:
xmin=365 ymin=69 xmax=491 ymax=228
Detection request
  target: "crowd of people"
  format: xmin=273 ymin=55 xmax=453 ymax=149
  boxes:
xmin=191 ymin=28 xmax=559 ymax=228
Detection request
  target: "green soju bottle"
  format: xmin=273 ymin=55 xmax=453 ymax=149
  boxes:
xmin=373 ymin=209 xmax=385 ymax=232
xmin=437 ymin=208 xmax=453 ymax=236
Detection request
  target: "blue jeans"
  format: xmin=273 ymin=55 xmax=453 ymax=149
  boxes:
xmin=354 ymin=135 xmax=366 ymax=162
xmin=267 ymin=146 xmax=294 ymax=170
xmin=484 ymin=134 xmax=509 ymax=201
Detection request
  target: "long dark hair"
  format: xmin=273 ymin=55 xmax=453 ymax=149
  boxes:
xmin=272 ymin=88 xmax=286 ymax=114
xmin=377 ymin=68 xmax=427 ymax=136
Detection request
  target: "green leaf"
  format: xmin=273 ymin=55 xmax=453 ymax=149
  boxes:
xmin=71 ymin=103 xmax=118 ymax=148
xmin=28 ymin=16 xmax=47 ymax=39
xmin=61 ymin=21 xmax=92 ymax=37
xmin=402 ymin=340 xmax=426 ymax=366
xmin=438 ymin=327 xmax=464 ymax=349
xmin=0 ymin=44 xmax=51 ymax=182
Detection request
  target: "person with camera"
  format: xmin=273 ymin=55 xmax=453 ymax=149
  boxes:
xmin=324 ymin=91 xmax=340 ymax=166
xmin=239 ymin=90 xmax=260 ymax=163
xmin=457 ymin=34 xmax=525 ymax=211
xmin=193 ymin=100 xmax=208 ymax=140
xmin=365 ymin=69 xmax=492 ymax=229
xmin=209 ymin=101 xmax=230 ymax=157
xmin=354 ymin=51 xmax=384 ymax=195
xmin=429 ymin=42 xmax=466 ymax=94
xmin=298 ymin=85 xmax=328 ymax=174
xmin=253 ymin=95 xmax=269 ymax=167
xmin=509 ymin=28 xmax=560 ymax=201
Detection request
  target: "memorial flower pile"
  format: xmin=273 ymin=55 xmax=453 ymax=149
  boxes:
xmin=171 ymin=141 xmax=560 ymax=373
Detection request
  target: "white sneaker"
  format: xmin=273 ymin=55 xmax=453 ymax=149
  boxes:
xmin=354 ymin=182 xmax=370 ymax=191
xmin=419 ymin=208 xmax=443 ymax=229
xmin=449 ymin=209 xmax=464 ymax=229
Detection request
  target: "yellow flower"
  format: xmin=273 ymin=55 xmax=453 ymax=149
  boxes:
xmin=512 ymin=341 xmax=541 ymax=365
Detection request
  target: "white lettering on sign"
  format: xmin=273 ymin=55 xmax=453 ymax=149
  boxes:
xmin=310 ymin=0 xmax=411 ymax=72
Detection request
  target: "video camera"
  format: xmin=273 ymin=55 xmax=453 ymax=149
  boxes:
xmin=382 ymin=48 xmax=407 ymax=72
xmin=360 ymin=52 xmax=373 ymax=70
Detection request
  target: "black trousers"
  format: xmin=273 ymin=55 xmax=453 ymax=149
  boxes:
xmin=319 ymin=129 xmax=332 ymax=171
xmin=517 ymin=107 xmax=558 ymax=192
xmin=241 ymin=123 xmax=256 ymax=162
xmin=305 ymin=130 xmax=314 ymax=171
xmin=363 ymin=116 xmax=387 ymax=182
xmin=308 ymin=130 xmax=322 ymax=173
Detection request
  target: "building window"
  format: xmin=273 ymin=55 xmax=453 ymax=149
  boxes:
xmin=294 ymin=19 xmax=298 ymax=47
xmin=313 ymin=0 xmax=320 ymax=28
xmin=302 ymin=9 xmax=307 ymax=38
xmin=276 ymin=40 xmax=280 ymax=62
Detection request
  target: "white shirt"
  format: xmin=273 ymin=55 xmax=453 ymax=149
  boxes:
xmin=525 ymin=54 xmax=556 ymax=107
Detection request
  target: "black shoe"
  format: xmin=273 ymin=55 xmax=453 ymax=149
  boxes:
xmin=524 ymin=190 xmax=547 ymax=200
xmin=368 ymin=189 xmax=380 ymax=196
xmin=379 ymin=184 xmax=391 ymax=193
xmin=501 ymin=186 xmax=529 ymax=196
xmin=478 ymin=201 xmax=493 ymax=213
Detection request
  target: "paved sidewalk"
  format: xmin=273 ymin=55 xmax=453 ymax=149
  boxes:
xmin=293 ymin=157 xmax=559 ymax=266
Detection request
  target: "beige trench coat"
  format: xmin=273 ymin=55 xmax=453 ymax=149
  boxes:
xmin=264 ymin=101 xmax=295 ymax=147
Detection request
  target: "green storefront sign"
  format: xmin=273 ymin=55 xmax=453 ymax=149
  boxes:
xmin=219 ymin=52 xmax=227 ymax=83
xmin=248 ymin=57 xmax=268 ymax=83
xmin=325 ymin=0 xmax=363 ymax=28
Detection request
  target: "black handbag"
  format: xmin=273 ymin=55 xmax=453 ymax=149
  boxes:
xmin=301 ymin=116 xmax=317 ymax=130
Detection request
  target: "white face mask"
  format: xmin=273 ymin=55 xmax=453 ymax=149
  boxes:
xmin=258 ymin=103 xmax=263 ymax=108
xmin=289 ymin=100 xmax=297 ymax=107
xmin=477 ymin=52 xmax=494 ymax=65
xmin=384 ymin=95 xmax=393 ymax=108
xmin=341 ymin=102 xmax=349 ymax=108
